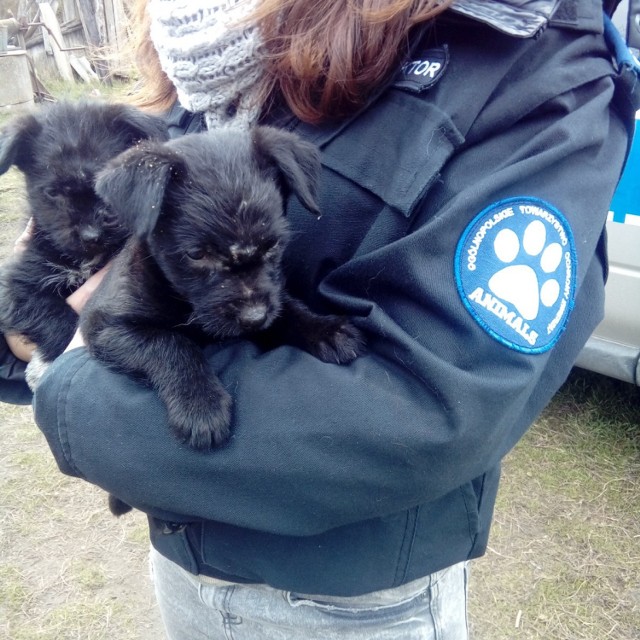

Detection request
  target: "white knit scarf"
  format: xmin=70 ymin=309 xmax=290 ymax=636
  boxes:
xmin=148 ymin=0 xmax=265 ymax=129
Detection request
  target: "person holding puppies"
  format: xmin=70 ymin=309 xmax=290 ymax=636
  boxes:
xmin=2 ymin=0 xmax=638 ymax=638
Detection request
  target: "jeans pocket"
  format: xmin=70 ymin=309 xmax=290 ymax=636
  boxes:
xmin=286 ymin=578 xmax=432 ymax=620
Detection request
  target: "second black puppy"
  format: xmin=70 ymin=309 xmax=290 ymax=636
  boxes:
xmin=0 ymin=100 xmax=169 ymax=369
xmin=81 ymin=127 xmax=364 ymax=456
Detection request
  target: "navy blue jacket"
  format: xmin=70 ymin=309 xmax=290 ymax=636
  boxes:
xmin=10 ymin=2 xmax=637 ymax=595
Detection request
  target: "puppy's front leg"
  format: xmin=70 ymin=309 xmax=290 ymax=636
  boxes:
xmin=265 ymin=292 xmax=365 ymax=364
xmin=1 ymin=291 xmax=78 ymax=361
xmin=85 ymin=321 xmax=232 ymax=449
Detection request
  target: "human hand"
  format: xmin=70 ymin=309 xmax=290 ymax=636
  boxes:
xmin=13 ymin=217 xmax=34 ymax=254
xmin=5 ymin=219 xmax=37 ymax=361
xmin=5 ymin=332 xmax=36 ymax=362
xmin=63 ymin=264 xmax=111 ymax=353
xmin=65 ymin=264 xmax=110 ymax=314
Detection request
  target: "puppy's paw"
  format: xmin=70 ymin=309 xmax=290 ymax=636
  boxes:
xmin=108 ymin=494 xmax=133 ymax=517
xmin=25 ymin=349 xmax=52 ymax=391
xmin=168 ymin=384 xmax=233 ymax=450
xmin=305 ymin=318 xmax=366 ymax=364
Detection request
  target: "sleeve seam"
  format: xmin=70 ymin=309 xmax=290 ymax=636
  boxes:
xmin=56 ymin=355 xmax=91 ymax=479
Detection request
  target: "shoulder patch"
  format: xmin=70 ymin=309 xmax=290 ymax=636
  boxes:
xmin=454 ymin=197 xmax=577 ymax=354
xmin=394 ymin=45 xmax=449 ymax=93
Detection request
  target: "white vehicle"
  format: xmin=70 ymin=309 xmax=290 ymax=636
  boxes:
xmin=575 ymin=111 xmax=640 ymax=384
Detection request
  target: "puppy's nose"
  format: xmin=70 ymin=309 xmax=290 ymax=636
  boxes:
xmin=239 ymin=304 xmax=268 ymax=330
xmin=79 ymin=226 xmax=101 ymax=243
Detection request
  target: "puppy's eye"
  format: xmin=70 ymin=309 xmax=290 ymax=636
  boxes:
xmin=187 ymin=248 xmax=205 ymax=260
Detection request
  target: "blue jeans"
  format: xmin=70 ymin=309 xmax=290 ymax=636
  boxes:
xmin=150 ymin=545 xmax=469 ymax=639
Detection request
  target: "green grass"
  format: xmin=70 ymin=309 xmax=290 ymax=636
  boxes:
xmin=43 ymin=77 xmax=137 ymax=103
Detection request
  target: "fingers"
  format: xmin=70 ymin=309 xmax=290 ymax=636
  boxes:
xmin=63 ymin=264 xmax=111 ymax=352
xmin=5 ymin=332 xmax=36 ymax=362
xmin=6 ymin=220 xmax=36 ymax=360
xmin=13 ymin=218 xmax=34 ymax=254
xmin=66 ymin=263 xmax=111 ymax=314
xmin=64 ymin=328 xmax=86 ymax=353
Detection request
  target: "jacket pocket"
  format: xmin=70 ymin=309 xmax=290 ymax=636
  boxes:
xmin=283 ymin=91 xmax=465 ymax=287
xmin=285 ymin=578 xmax=431 ymax=618
xmin=298 ymin=90 xmax=464 ymax=219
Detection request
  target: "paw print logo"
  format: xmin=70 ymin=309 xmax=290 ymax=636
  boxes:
xmin=489 ymin=220 xmax=562 ymax=321
xmin=456 ymin=198 xmax=576 ymax=354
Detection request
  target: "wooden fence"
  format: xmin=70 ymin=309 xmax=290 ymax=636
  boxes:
xmin=0 ymin=0 xmax=131 ymax=101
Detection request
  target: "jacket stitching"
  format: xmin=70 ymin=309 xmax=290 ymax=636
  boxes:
xmin=57 ymin=355 xmax=91 ymax=478
xmin=394 ymin=506 xmax=420 ymax=586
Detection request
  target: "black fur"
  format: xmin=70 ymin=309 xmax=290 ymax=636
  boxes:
xmin=81 ymin=127 xmax=364 ymax=479
xmin=0 ymin=100 xmax=169 ymax=361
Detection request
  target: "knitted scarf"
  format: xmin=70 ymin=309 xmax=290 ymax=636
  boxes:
xmin=148 ymin=0 xmax=264 ymax=129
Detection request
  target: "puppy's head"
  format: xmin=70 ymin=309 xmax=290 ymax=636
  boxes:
xmin=0 ymin=100 xmax=169 ymax=263
xmin=95 ymin=126 xmax=321 ymax=337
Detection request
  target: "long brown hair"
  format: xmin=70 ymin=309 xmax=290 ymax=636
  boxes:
xmin=128 ymin=0 xmax=453 ymax=122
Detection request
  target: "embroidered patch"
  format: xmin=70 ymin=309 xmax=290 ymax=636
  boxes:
xmin=394 ymin=45 xmax=449 ymax=93
xmin=455 ymin=197 xmax=577 ymax=354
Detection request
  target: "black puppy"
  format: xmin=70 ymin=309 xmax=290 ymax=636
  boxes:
xmin=81 ymin=127 xmax=364 ymax=462
xmin=0 ymin=100 xmax=169 ymax=376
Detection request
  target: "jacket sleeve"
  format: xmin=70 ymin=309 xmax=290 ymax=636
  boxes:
xmin=0 ymin=336 xmax=32 ymax=405
xmin=32 ymin=48 xmax=630 ymax=537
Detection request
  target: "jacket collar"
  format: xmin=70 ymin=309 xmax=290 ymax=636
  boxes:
xmin=450 ymin=0 xmax=570 ymax=36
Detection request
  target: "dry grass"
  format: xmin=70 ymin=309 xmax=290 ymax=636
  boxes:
xmin=470 ymin=371 xmax=640 ymax=639
xmin=0 ymin=405 xmax=163 ymax=640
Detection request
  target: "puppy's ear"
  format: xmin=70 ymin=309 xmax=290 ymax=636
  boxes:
xmin=95 ymin=143 xmax=184 ymax=239
xmin=0 ymin=113 xmax=42 ymax=175
xmin=252 ymin=127 xmax=321 ymax=216
xmin=107 ymin=103 xmax=170 ymax=145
